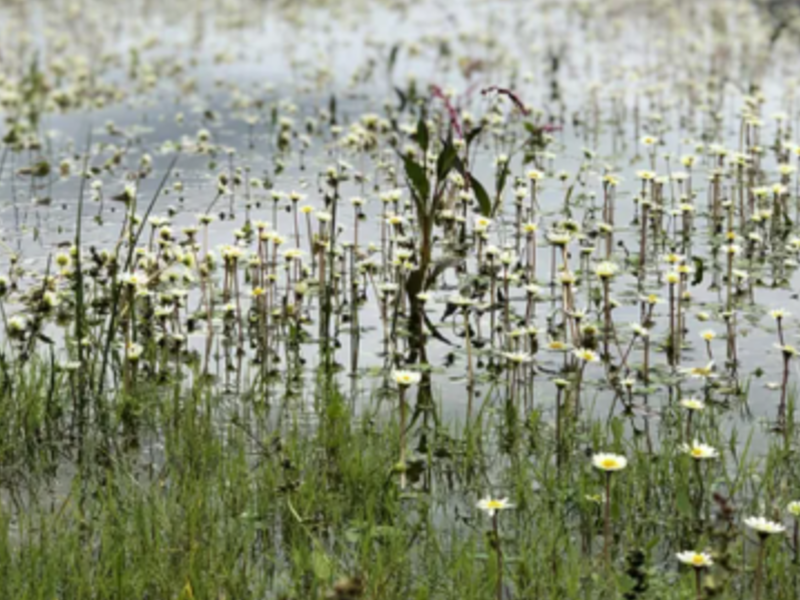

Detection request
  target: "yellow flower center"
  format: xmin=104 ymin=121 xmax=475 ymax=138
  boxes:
xmin=691 ymin=555 xmax=705 ymax=566
xmin=601 ymin=459 xmax=618 ymax=469
xmin=486 ymin=500 xmax=503 ymax=509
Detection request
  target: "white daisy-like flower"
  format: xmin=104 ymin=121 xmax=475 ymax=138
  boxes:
xmin=592 ymin=453 xmax=628 ymax=472
xmin=680 ymin=398 xmax=705 ymax=411
xmin=476 ymin=496 xmax=513 ymax=517
xmin=393 ymin=370 xmax=421 ymax=387
xmin=502 ymin=352 xmax=533 ymax=364
xmin=744 ymin=516 xmax=786 ymax=536
xmin=682 ymin=441 xmax=719 ymax=460
xmin=574 ymin=348 xmax=600 ymax=363
xmin=595 ymin=261 xmax=618 ymax=279
xmin=126 ymin=342 xmax=144 ymax=361
xmin=676 ymin=551 xmax=713 ymax=568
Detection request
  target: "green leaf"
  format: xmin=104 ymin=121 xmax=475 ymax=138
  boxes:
xmin=415 ymin=114 xmax=429 ymax=153
xmin=493 ymin=161 xmax=510 ymax=214
xmin=691 ymin=256 xmax=704 ymax=286
xmin=471 ymin=175 xmax=491 ymax=217
xmin=436 ymin=138 xmax=458 ymax=183
xmin=329 ymin=94 xmax=337 ymax=126
xmin=676 ymin=485 xmax=692 ymax=517
xmin=404 ymin=156 xmax=430 ymax=204
xmin=394 ymin=87 xmax=407 ymax=112
xmin=311 ymin=549 xmax=332 ymax=581
xmin=496 ymin=161 xmax=509 ymax=197
xmin=465 ymin=125 xmax=483 ymax=148
xmin=388 ymin=44 xmax=400 ymax=76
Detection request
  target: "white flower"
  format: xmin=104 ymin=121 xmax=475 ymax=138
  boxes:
xmin=476 ymin=497 xmax=513 ymax=517
xmin=126 ymin=342 xmax=144 ymax=361
xmin=592 ymin=453 xmax=628 ymax=472
xmin=680 ymin=398 xmax=705 ymax=411
xmin=502 ymin=352 xmax=532 ymax=364
xmin=700 ymin=330 xmax=716 ymax=341
xmin=744 ymin=516 xmax=786 ymax=535
xmin=595 ymin=261 xmax=618 ymax=279
xmin=682 ymin=441 xmax=719 ymax=460
xmin=547 ymin=231 xmax=571 ymax=246
xmin=682 ymin=361 xmax=715 ymax=379
xmin=574 ymin=348 xmax=600 ymax=363
xmin=7 ymin=316 xmax=26 ymax=334
xmin=676 ymin=551 xmax=713 ymax=568
xmin=393 ymin=370 xmax=421 ymax=387
xmin=474 ymin=216 xmax=492 ymax=231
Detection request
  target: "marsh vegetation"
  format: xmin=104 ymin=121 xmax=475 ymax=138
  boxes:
xmin=3 ymin=0 xmax=800 ymax=597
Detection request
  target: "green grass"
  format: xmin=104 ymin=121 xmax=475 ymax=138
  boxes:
xmin=0 ymin=357 xmax=799 ymax=599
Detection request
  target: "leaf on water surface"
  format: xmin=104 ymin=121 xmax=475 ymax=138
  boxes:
xmin=17 ymin=160 xmax=50 ymax=177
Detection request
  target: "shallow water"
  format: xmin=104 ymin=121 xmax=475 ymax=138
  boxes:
xmin=0 ymin=0 xmax=797 ymax=442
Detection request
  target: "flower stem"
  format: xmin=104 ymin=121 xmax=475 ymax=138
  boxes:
xmin=493 ymin=512 xmax=503 ymax=600
xmin=604 ymin=472 xmax=612 ymax=565
xmin=694 ymin=567 xmax=702 ymax=600
xmin=754 ymin=537 xmax=766 ymax=600
xmin=399 ymin=386 xmax=406 ymax=490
